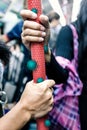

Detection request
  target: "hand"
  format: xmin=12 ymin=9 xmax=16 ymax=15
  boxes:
xmin=20 ymin=9 xmax=50 ymax=49
xmin=19 ymin=79 xmax=55 ymax=118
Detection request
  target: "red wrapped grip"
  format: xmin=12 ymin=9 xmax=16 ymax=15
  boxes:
xmin=27 ymin=0 xmax=46 ymax=83
xmin=27 ymin=0 xmax=49 ymax=130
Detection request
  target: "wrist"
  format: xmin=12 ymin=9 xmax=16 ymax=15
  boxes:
xmin=17 ymin=101 xmax=31 ymax=122
xmin=0 ymin=102 xmax=32 ymax=130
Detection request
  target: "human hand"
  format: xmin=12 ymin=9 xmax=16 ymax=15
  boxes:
xmin=20 ymin=9 xmax=50 ymax=49
xmin=19 ymin=79 xmax=55 ymax=118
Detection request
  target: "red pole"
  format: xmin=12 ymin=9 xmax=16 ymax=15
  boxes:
xmin=27 ymin=0 xmax=49 ymax=130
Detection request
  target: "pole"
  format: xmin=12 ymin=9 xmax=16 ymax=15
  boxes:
xmin=27 ymin=0 xmax=50 ymax=129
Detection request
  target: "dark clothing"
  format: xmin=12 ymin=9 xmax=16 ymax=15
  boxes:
xmin=6 ymin=21 xmax=32 ymax=93
xmin=47 ymin=24 xmax=80 ymax=130
xmin=7 ymin=21 xmax=23 ymax=41
xmin=46 ymin=53 xmax=69 ymax=84
xmin=79 ymin=87 xmax=87 ymax=130
xmin=56 ymin=25 xmax=74 ymax=60
xmin=46 ymin=25 xmax=74 ymax=85
xmin=54 ymin=24 xmax=87 ymax=130
xmin=7 ymin=21 xmax=30 ymax=59
xmin=0 ymin=104 xmax=3 ymax=117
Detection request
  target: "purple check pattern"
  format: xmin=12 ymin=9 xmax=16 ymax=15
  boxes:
xmin=49 ymin=25 xmax=83 ymax=130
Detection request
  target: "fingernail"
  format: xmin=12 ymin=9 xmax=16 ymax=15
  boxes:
xmin=40 ymin=26 xmax=45 ymax=31
xmin=39 ymin=38 xmax=44 ymax=42
xmin=42 ymin=32 xmax=46 ymax=37
xmin=32 ymin=13 xmax=37 ymax=18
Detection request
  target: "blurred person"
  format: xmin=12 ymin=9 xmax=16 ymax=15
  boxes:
xmin=0 ymin=0 xmax=32 ymax=83
xmin=20 ymin=0 xmax=87 ymax=128
xmin=0 ymin=0 xmax=28 ymax=57
xmin=0 ymin=0 xmax=32 ymax=102
xmin=47 ymin=11 xmax=62 ymax=55
xmin=2 ymin=40 xmax=26 ymax=103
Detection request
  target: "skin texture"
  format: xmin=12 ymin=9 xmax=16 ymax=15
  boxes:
xmin=21 ymin=9 xmax=50 ymax=49
xmin=0 ymin=80 xmax=55 ymax=130
xmin=21 ymin=9 xmax=51 ymax=62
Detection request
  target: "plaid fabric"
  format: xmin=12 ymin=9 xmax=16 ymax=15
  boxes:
xmin=49 ymin=24 xmax=83 ymax=130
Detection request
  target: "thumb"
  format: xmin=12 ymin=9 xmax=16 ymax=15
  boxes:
xmin=39 ymin=79 xmax=55 ymax=92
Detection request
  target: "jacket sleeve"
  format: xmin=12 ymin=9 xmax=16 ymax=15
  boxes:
xmin=46 ymin=25 xmax=73 ymax=84
xmin=46 ymin=53 xmax=69 ymax=84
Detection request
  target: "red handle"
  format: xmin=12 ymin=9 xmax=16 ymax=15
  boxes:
xmin=27 ymin=0 xmax=49 ymax=130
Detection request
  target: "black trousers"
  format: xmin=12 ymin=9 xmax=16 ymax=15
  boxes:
xmin=79 ymin=87 xmax=87 ymax=130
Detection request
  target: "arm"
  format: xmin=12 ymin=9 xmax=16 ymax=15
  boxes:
xmin=46 ymin=52 xmax=69 ymax=84
xmin=46 ymin=26 xmax=74 ymax=84
xmin=0 ymin=102 xmax=31 ymax=130
xmin=0 ymin=80 xmax=55 ymax=130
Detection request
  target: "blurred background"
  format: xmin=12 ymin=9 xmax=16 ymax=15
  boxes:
xmin=0 ymin=0 xmax=82 ymax=33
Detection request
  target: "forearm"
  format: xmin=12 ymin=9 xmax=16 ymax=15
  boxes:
xmin=46 ymin=52 xmax=69 ymax=84
xmin=0 ymin=102 xmax=31 ymax=130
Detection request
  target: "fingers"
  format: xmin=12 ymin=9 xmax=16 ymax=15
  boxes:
xmin=21 ymin=20 xmax=46 ymax=44
xmin=22 ymin=28 xmax=46 ymax=37
xmin=20 ymin=9 xmax=37 ymax=20
xmin=31 ymin=94 xmax=54 ymax=118
xmin=34 ymin=105 xmax=53 ymax=118
xmin=39 ymin=15 xmax=50 ymax=44
xmin=23 ymin=20 xmax=45 ymax=31
xmin=21 ymin=10 xmax=50 ymax=45
xmin=22 ymin=34 xmax=44 ymax=44
xmin=21 ymin=28 xmax=46 ymax=43
xmin=20 ymin=10 xmax=49 ymax=29
xmin=26 ymin=79 xmax=55 ymax=95
xmin=39 ymin=14 xmax=49 ymax=29
xmin=34 ymin=97 xmax=53 ymax=118
xmin=39 ymin=95 xmax=54 ymax=110
xmin=24 ymin=80 xmax=54 ymax=119
xmin=39 ymin=79 xmax=55 ymax=92
xmin=22 ymin=28 xmax=46 ymax=38
xmin=34 ymin=108 xmax=51 ymax=118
